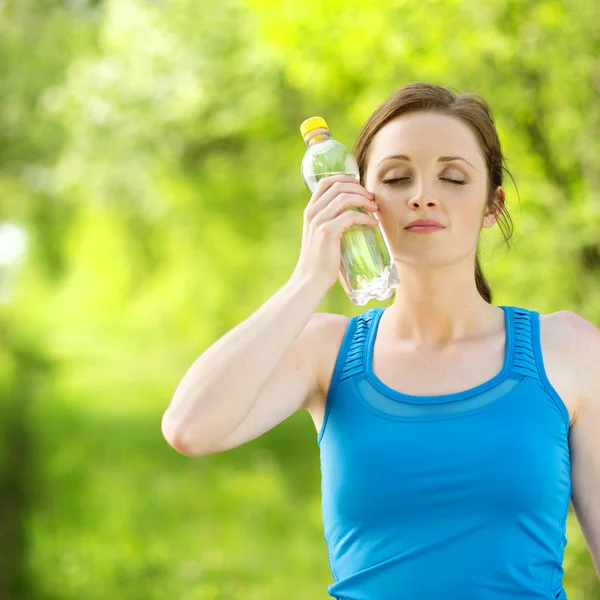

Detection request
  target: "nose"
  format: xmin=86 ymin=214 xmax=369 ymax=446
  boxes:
xmin=408 ymin=179 xmax=438 ymax=208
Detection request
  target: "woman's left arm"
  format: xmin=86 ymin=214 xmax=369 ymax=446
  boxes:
xmin=564 ymin=311 xmax=600 ymax=579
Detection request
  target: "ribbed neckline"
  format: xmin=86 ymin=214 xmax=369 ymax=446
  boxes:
xmin=363 ymin=305 xmax=514 ymax=405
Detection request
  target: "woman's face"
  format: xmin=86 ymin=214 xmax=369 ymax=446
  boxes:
xmin=364 ymin=111 xmax=502 ymax=268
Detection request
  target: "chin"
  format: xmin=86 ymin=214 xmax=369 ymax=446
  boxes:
xmin=392 ymin=252 xmax=459 ymax=268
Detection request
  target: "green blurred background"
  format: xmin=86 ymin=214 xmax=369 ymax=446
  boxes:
xmin=1 ymin=0 xmax=599 ymax=598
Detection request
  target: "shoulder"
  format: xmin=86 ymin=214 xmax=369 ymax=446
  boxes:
xmin=308 ymin=309 xmax=380 ymax=364
xmin=539 ymin=309 xmax=600 ymax=424
xmin=539 ymin=309 xmax=599 ymax=351
xmin=300 ymin=312 xmax=349 ymax=413
xmin=304 ymin=311 xmax=381 ymax=415
xmin=308 ymin=312 xmax=351 ymax=388
xmin=305 ymin=312 xmax=350 ymax=352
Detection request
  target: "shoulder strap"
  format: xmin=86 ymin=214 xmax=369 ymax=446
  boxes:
xmin=529 ymin=308 xmax=571 ymax=431
xmin=318 ymin=310 xmax=379 ymax=445
xmin=511 ymin=306 xmax=539 ymax=379
xmin=338 ymin=308 xmax=381 ymax=383
xmin=509 ymin=306 xmax=569 ymax=429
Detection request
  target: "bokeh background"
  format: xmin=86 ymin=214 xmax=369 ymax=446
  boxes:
xmin=1 ymin=0 xmax=600 ymax=598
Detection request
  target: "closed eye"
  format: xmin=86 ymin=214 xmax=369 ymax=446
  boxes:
xmin=382 ymin=177 xmax=466 ymax=186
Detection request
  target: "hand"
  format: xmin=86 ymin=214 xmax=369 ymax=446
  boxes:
xmin=291 ymin=174 xmax=379 ymax=291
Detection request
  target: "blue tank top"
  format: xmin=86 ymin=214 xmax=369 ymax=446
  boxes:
xmin=318 ymin=305 xmax=571 ymax=600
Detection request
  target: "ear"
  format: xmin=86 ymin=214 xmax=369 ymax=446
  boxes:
xmin=482 ymin=186 xmax=505 ymax=229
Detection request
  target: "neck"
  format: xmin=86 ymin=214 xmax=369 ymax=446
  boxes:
xmin=386 ymin=260 xmax=501 ymax=349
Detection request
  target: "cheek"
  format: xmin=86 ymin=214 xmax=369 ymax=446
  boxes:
xmin=372 ymin=190 xmax=401 ymax=216
xmin=374 ymin=203 xmax=401 ymax=231
xmin=449 ymin=187 xmax=489 ymax=221
xmin=371 ymin=184 xmax=487 ymax=219
xmin=376 ymin=203 xmax=484 ymax=246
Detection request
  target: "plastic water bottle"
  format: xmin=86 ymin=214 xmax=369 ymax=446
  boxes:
xmin=300 ymin=116 xmax=399 ymax=306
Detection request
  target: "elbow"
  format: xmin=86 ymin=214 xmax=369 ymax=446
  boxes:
xmin=161 ymin=410 xmax=211 ymax=457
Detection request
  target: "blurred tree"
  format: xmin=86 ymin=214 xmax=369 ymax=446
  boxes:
xmin=0 ymin=0 xmax=599 ymax=597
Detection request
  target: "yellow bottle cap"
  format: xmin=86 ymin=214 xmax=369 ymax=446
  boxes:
xmin=300 ymin=116 xmax=329 ymax=139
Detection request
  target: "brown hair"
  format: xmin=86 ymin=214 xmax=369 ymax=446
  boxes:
xmin=352 ymin=82 xmax=516 ymax=304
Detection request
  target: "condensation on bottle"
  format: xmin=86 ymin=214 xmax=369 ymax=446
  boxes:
xmin=300 ymin=116 xmax=400 ymax=306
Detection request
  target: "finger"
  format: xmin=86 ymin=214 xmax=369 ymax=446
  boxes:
xmin=306 ymin=174 xmax=363 ymax=209
xmin=315 ymin=192 xmax=378 ymax=225
xmin=317 ymin=210 xmax=379 ymax=239
xmin=309 ymin=181 xmax=375 ymax=215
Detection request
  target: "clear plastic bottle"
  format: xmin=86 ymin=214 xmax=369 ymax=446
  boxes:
xmin=300 ymin=116 xmax=399 ymax=306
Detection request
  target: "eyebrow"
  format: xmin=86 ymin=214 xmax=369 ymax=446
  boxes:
xmin=375 ymin=154 xmax=478 ymax=171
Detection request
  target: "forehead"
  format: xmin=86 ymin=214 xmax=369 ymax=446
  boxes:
xmin=369 ymin=111 xmax=483 ymax=167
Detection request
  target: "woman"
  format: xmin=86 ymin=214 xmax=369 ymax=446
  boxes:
xmin=161 ymin=83 xmax=600 ymax=599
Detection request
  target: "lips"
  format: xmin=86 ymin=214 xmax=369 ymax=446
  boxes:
xmin=405 ymin=219 xmax=445 ymax=229
xmin=404 ymin=221 xmax=445 ymax=235
xmin=406 ymin=225 xmax=444 ymax=229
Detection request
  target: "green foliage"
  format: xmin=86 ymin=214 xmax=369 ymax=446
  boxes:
xmin=1 ymin=0 xmax=599 ymax=597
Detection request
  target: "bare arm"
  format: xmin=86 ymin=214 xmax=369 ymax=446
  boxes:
xmin=564 ymin=311 xmax=600 ymax=579
xmin=161 ymin=276 xmax=327 ymax=456
xmin=161 ymin=174 xmax=379 ymax=456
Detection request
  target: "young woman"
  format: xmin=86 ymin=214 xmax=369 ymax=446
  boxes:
xmin=162 ymin=83 xmax=600 ymax=599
